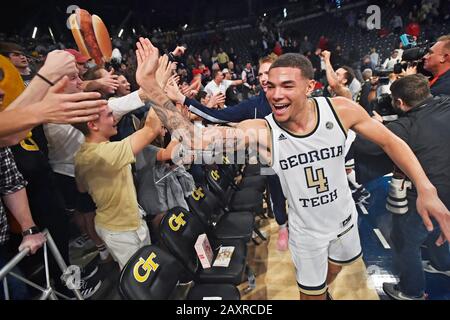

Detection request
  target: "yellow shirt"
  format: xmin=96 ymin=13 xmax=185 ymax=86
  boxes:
xmin=75 ymin=137 xmax=140 ymax=231
xmin=217 ymin=52 xmax=229 ymax=64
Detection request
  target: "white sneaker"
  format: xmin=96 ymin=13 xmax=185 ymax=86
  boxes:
xmin=79 ymin=279 xmax=102 ymax=299
xmin=383 ymin=283 xmax=427 ymax=300
xmin=422 ymin=260 xmax=450 ymax=277
xmin=61 ymin=278 xmax=102 ymax=300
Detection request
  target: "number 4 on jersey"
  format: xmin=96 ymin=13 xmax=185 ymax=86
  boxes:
xmin=304 ymin=166 xmax=329 ymax=193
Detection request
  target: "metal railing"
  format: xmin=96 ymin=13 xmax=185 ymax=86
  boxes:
xmin=0 ymin=229 xmax=83 ymax=300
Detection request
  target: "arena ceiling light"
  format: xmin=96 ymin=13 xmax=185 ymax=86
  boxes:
xmin=118 ymin=28 xmax=124 ymax=37
xmin=283 ymin=8 xmax=287 ymax=18
xmin=32 ymin=27 xmax=38 ymax=39
xmin=48 ymin=27 xmax=56 ymax=43
xmin=132 ymin=28 xmax=136 ymax=35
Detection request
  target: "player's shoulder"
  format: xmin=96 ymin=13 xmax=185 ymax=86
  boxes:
xmin=328 ymin=96 xmax=369 ymax=130
xmin=329 ymin=96 xmax=365 ymax=116
xmin=240 ymin=118 xmax=268 ymax=129
xmin=329 ymin=96 xmax=355 ymax=107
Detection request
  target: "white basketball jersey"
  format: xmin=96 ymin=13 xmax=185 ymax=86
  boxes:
xmin=266 ymin=97 xmax=357 ymax=239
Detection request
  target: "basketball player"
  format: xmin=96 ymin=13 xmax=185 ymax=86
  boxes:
xmin=134 ymin=39 xmax=450 ymax=300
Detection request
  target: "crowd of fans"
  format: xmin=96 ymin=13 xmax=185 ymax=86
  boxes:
xmin=0 ymin=0 xmax=449 ymax=300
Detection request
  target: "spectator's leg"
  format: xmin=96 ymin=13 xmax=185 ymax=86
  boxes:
xmin=390 ymin=205 xmax=429 ymax=298
xmin=0 ymin=245 xmax=30 ymax=300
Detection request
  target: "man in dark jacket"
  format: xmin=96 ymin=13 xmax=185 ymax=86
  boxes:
xmin=423 ymin=34 xmax=450 ymax=96
xmin=358 ymin=74 xmax=450 ymax=300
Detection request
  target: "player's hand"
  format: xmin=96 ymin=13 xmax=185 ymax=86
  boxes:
xmin=165 ymin=76 xmax=185 ymax=104
xmin=416 ymin=189 xmax=450 ymax=246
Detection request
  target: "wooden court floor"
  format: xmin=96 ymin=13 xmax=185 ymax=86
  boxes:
xmin=238 ymin=218 xmax=380 ymax=300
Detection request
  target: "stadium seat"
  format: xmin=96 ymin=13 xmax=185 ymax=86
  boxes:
xmin=119 ymin=244 xmax=240 ymax=300
xmin=159 ymin=207 xmax=248 ymax=286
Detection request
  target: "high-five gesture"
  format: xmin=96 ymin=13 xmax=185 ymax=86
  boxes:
xmin=134 ymin=37 xmax=194 ymax=148
xmin=37 ymin=76 xmax=108 ymax=124
xmin=156 ymin=54 xmax=177 ymax=89
xmin=136 ymin=37 xmax=160 ymax=86
xmin=165 ymin=75 xmax=185 ymax=104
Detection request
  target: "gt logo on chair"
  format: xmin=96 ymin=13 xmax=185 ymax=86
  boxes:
xmin=192 ymin=187 xmax=205 ymax=201
xmin=211 ymin=170 xmax=220 ymax=181
xmin=133 ymin=252 xmax=159 ymax=283
xmin=168 ymin=213 xmax=187 ymax=231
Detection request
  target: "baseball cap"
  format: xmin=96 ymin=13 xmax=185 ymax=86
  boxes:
xmin=65 ymin=49 xmax=90 ymax=64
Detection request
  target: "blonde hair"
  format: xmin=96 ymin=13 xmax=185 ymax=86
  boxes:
xmin=259 ymin=53 xmax=278 ymax=67
xmin=437 ymin=34 xmax=450 ymax=52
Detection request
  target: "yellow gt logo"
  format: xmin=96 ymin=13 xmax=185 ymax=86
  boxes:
xmin=133 ymin=252 xmax=159 ymax=283
xmin=20 ymin=132 xmax=39 ymax=152
xmin=211 ymin=170 xmax=220 ymax=181
xmin=168 ymin=213 xmax=186 ymax=231
xmin=192 ymin=187 xmax=205 ymax=201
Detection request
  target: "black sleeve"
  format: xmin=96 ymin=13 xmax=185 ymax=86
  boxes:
xmin=386 ymin=119 xmax=410 ymax=144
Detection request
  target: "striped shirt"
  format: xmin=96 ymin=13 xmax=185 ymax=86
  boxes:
xmin=0 ymin=147 xmax=27 ymax=244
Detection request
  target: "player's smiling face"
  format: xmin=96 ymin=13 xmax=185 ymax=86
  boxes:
xmin=266 ymin=67 xmax=314 ymax=123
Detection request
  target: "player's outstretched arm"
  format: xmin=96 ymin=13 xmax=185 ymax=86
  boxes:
xmin=198 ymin=119 xmax=272 ymax=164
xmin=135 ymin=37 xmax=272 ymax=164
xmin=332 ymin=96 xmax=450 ymax=245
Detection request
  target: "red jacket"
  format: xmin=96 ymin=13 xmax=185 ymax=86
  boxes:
xmin=406 ymin=22 xmax=420 ymax=39
xmin=273 ymin=43 xmax=283 ymax=56
xmin=318 ymin=36 xmax=328 ymax=50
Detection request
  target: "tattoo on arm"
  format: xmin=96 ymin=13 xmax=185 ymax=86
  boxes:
xmin=144 ymin=84 xmax=194 ymax=145
xmin=157 ymin=100 xmax=193 ymax=136
xmin=141 ymin=83 xmax=272 ymax=165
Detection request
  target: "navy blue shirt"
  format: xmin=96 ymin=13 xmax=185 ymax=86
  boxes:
xmin=186 ymin=91 xmax=272 ymax=123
